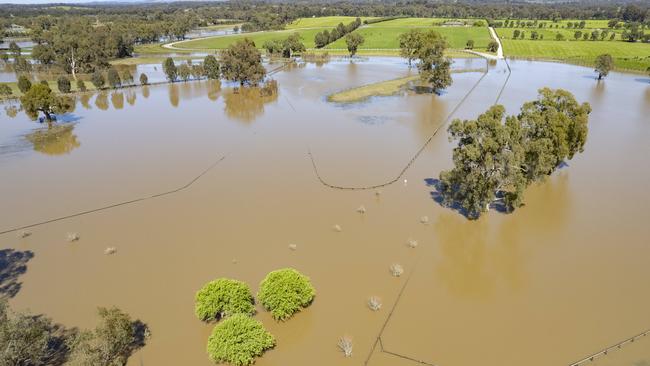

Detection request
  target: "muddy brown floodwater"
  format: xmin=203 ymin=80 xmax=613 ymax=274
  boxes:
xmin=1 ymin=57 xmax=649 ymax=366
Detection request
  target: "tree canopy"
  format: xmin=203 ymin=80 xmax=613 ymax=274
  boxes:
xmin=20 ymin=84 xmax=74 ymax=122
xmin=415 ymin=30 xmax=452 ymax=93
xmin=594 ymin=54 xmax=614 ymax=80
xmin=220 ymin=39 xmax=266 ymax=86
xmin=345 ymin=33 xmax=365 ymax=57
xmin=438 ymin=88 xmax=591 ymax=219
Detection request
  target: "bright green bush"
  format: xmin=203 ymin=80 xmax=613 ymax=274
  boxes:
xmin=206 ymin=314 xmax=275 ymax=366
xmin=258 ymin=268 xmax=315 ymax=321
xmin=195 ymin=279 xmax=255 ymax=321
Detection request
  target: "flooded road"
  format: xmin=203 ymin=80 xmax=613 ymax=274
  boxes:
xmin=1 ymin=57 xmax=649 ymax=366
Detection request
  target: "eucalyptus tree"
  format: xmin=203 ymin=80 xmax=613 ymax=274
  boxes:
xmin=20 ymin=84 xmax=74 ymax=123
xmin=220 ymin=39 xmax=266 ymax=86
xmin=415 ymin=30 xmax=452 ymax=93
xmin=345 ymin=33 xmax=364 ymax=57
xmin=594 ymin=54 xmax=614 ymax=80
xmin=398 ymin=29 xmax=424 ymax=67
xmin=203 ymin=55 xmax=220 ymax=80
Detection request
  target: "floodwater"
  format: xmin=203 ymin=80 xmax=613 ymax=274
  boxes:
xmin=1 ymin=57 xmax=649 ymax=366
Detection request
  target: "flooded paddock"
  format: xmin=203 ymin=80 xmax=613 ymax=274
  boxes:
xmin=1 ymin=57 xmax=649 ymax=366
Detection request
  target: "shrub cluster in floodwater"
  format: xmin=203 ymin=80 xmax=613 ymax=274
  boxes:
xmin=195 ymin=279 xmax=255 ymax=321
xmin=207 ymin=314 xmax=275 ymax=366
xmin=258 ymin=268 xmax=315 ymax=321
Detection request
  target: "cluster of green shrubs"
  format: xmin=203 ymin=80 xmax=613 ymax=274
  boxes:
xmin=195 ymin=268 xmax=315 ymax=365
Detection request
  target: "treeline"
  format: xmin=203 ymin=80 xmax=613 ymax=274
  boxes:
xmin=314 ymin=18 xmax=362 ymax=48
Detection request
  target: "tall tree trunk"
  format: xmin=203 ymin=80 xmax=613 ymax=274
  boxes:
xmin=70 ymin=48 xmax=77 ymax=80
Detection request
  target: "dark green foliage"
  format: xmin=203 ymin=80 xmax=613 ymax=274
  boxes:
xmin=594 ymin=54 xmax=614 ymax=80
xmin=69 ymin=307 xmax=149 ymax=366
xmin=139 ymin=73 xmax=148 ymax=85
xmin=178 ymin=63 xmax=191 ymax=82
xmin=91 ymin=71 xmax=105 ymax=89
xmin=195 ymin=278 xmax=255 ymax=322
xmin=8 ymin=41 xmax=20 ymax=57
xmin=487 ymin=40 xmax=500 ymax=52
xmin=0 ymin=83 xmax=12 ymax=96
xmin=314 ymin=17 xmax=361 ymax=48
xmin=206 ymin=314 xmax=275 ymax=366
xmin=282 ymin=33 xmax=305 ymax=58
xmin=14 ymin=57 xmax=32 ymax=73
xmin=345 ymin=33 xmax=364 ymax=57
xmin=398 ymin=29 xmax=423 ymax=67
xmin=32 ymin=44 xmax=56 ymax=65
xmin=17 ymin=75 xmax=32 ymax=93
xmin=20 ymin=83 xmax=74 ymax=122
xmin=0 ymin=301 xmax=71 ymax=366
xmin=415 ymin=31 xmax=452 ymax=92
xmin=107 ymin=68 xmax=121 ymax=88
xmin=162 ymin=57 xmax=177 ymax=82
xmin=203 ymin=55 xmax=220 ymax=80
xmin=262 ymin=39 xmax=283 ymax=55
xmin=122 ymin=70 xmax=133 ymax=85
xmin=258 ymin=268 xmax=315 ymax=321
xmin=76 ymin=79 xmax=86 ymax=92
xmin=438 ymin=88 xmax=591 ymax=219
xmin=57 ymin=75 xmax=71 ymax=93
xmin=220 ymin=39 xmax=266 ymax=86
xmin=466 ymin=39 xmax=475 ymax=49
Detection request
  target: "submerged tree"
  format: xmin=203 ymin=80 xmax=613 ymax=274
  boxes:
xmin=398 ymin=29 xmax=423 ymax=67
xmin=20 ymin=84 xmax=74 ymax=123
xmin=17 ymin=75 xmax=32 ymax=94
xmin=203 ymin=55 xmax=220 ymax=80
xmin=438 ymin=88 xmax=591 ymax=218
xmin=487 ymin=40 xmax=500 ymax=53
xmin=68 ymin=307 xmax=149 ymax=366
xmin=162 ymin=57 xmax=177 ymax=82
xmin=220 ymin=39 xmax=266 ymax=86
xmin=594 ymin=54 xmax=614 ymax=80
xmin=345 ymin=33 xmax=364 ymax=57
xmin=416 ymin=31 xmax=452 ymax=93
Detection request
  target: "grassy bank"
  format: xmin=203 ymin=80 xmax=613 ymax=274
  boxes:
xmin=328 ymin=75 xmax=418 ymax=103
xmin=286 ymin=16 xmax=377 ymax=29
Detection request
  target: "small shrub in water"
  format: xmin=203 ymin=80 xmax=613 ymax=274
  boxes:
xmin=207 ymin=314 xmax=275 ymax=366
xmin=390 ymin=264 xmax=404 ymax=277
xmin=258 ymin=268 xmax=315 ymax=321
xmin=17 ymin=230 xmax=31 ymax=238
xmin=420 ymin=216 xmax=429 ymax=224
xmin=407 ymin=239 xmax=418 ymax=248
xmin=288 ymin=243 xmax=297 ymax=251
xmin=367 ymin=296 xmax=382 ymax=311
xmin=338 ymin=335 xmax=353 ymax=357
xmin=104 ymin=247 xmax=117 ymax=255
xmin=332 ymin=224 xmax=342 ymax=232
xmin=67 ymin=232 xmax=80 ymax=242
xmin=195 ymin=278 xmax=255 ymax=322
xmin=356 ymin=205 xmax=366 ymax=214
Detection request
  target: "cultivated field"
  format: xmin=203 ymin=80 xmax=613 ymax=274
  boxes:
xmin=501 ymin=39 xmax=650 ymax=71
xmin=326 ymin=26 xmax=492 ymax=50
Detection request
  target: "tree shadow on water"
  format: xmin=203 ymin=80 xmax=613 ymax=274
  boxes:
xmin=425 ymin=178 xmax=512 ymax=219
xmin=0 ymin=248 xmax=34 ymax=298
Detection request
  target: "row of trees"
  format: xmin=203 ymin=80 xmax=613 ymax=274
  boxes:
xmin=437 ymin=88 xmax=591 ymax=219
xmin=262 ymin=33 xmax=306 ymax=58
xmin=163 ymin=41 xmax=266 ymax=87
xmin=314 ymin=18 xmax=362 ymax=48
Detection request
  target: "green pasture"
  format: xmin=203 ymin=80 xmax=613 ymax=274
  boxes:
xmin=367 ymin=18 xmax=481 ymax=27
xmin=497 ymin=28 xmax=623 ymax=41
xmin=286 ymin=16 xmax=376 ymax=29
xmin=326 ymin=26 xmax=492 ymax=50
xmin=172 ymin=28 xmax=328 ymax=49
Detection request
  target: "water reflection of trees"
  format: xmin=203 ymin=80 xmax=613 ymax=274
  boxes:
xmin=111 ymin=92 xmax=124 ymax=110
xmin=4 ymin=105 xmax=19 ymax=118
xmin=223 ymin=87 xmax=278 ymax=123
xmin=25 ymin=123 xmax=80 ymax=155
xmin=95 ymin=92 xmax=109 ymax=111
xmin=168 ymin=84 xmax=179 ymax=107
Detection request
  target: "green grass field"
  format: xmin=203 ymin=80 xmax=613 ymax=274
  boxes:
xmin=501 ymin=39 xmax=650 ymax=71
xmin=172 ymin=28 xmax=329 ymax=49
xmin=495 ymin=19 xmax=613 ymax=29
xmin=286 ymin=16 xmax=376 ymax=29
xmin=326 ymin=26 xmax=492 ymax=50
xmin=497 ymin=28 xmax=623 ymax=41
xmin=366 ymin=18 xmax=480 ymax=27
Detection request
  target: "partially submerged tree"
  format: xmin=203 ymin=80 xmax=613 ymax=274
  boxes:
xmin=91 ymin=71 xmax=105 ymax=89
xmin=107 ymin=68 xmax=121 ymax=88
xmin=203 ymin=55 xmax=220 ymax=80
xmin=195 ymin=278 xmax=255 ymax=322
xmin=594 ymin=54 xmax=614 ymax=80
xmin=20 ymin=84 xmax=74 ymax=123
xmin=282 ymin=33 xmax=305 ymax=58
xmin=139 ymin=73 xmax=149 ymax=85
xmin=162 ymin=57 xmax=177 ymax=82
xmin=438 ymin=88 xmax=591 ymax=218
xmin=398 ymin=29 xmax=423 ymax=67
xmin=17 ymin=75 xmax=32 ymax=93
xmin=178 ymin=63 xmax=191 ymax=82
xmin=345 ymin=33 xmax=364 ymax=57
xmin=0 ymin=83 xmax=12 ymax=96
xmin=206 ymin=314 xmax=275 ymax=366
xmin=258 ymin=268 xmax=315 ymax=321
xmin=68 ymin=307 xmax=149 ymax=366
xmin=0 ymin=301 xmax=71 ymax=366
xmin=416 ymin=31 xmax=452 ymax=93
xmin=221 ymin=39 xmax=266 ymax=86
